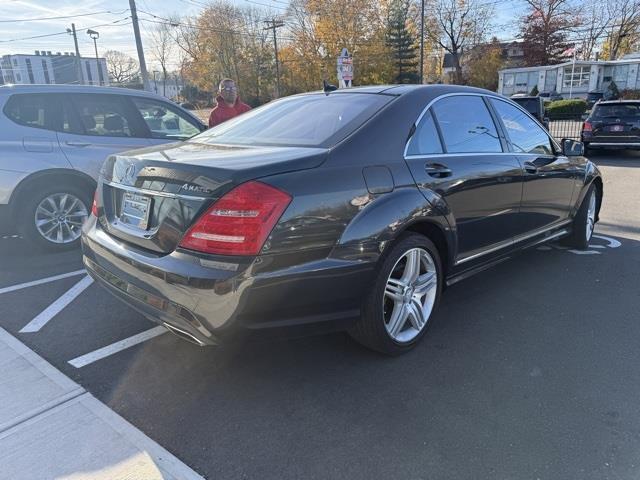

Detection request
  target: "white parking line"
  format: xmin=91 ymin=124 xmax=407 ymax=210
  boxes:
xmin=0 ymin=270 xmax=86 ymax=296
xmin=68 ymin=326 xmax=167 ymax=368
xmin=19 ymin=276 xmax=94 ymax=333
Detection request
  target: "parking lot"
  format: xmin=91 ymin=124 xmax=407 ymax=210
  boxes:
xmin=1 ymin=152 xmax=639 ymax=479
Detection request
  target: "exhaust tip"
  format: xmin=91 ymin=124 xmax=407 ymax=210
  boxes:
xmin=163 ymin=322 xmax=207 ymax=346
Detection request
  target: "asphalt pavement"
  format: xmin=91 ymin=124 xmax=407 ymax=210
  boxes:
xmin=1 ymin=152 xmax=639 ymax=480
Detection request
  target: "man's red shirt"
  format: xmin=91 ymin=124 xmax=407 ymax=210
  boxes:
xmin=208 ymin=95 xmax=251 ymax=128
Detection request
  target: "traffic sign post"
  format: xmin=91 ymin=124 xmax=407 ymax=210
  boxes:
xmin=337 ymin=48 xmax=353 ymax=88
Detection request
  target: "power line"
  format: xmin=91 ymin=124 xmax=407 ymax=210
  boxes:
xmin=0 ymin=17 xmax=132 ymax=44
xmin=0 ymin=9 xmax=129 ymax=23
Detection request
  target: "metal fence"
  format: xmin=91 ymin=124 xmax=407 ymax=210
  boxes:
xmin=547 ymin=114 xmax=584 ymax=141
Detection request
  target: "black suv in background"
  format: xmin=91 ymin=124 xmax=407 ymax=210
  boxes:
xmin=510 ymin=95 xmax=549 ymax=129
xmin=582 ymin=100 xmax=640 ymax=152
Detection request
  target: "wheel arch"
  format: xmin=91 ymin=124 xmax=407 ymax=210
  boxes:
xmin=401 ymin=219 xmax=453 ymax=276
xmin=8 ymin=169 xmax=97 ymax=220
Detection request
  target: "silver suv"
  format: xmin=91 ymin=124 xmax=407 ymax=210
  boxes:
xmin=0 ymin=85 xmax=206 ymax=251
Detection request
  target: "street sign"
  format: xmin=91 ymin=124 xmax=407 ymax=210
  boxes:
xmin=337 ymin=48 xmax=353 ymax=88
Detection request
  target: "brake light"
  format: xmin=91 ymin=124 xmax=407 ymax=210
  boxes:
xmin=91 ymin=191 xmax=98 ymax=216
xmin=179 ymin=181 xmax=291 ymax=256
xmin=582 ymin=121 xmax=593 ymax=132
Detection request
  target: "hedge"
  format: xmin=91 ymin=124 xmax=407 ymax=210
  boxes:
xmin=545 ymin=99 xmax=588 ymax=119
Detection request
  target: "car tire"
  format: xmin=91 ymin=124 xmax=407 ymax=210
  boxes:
xmin=18 ymin=182 xmax=92 ymax=252
xmin=562 ymin=184 xmax=597 ymax=250
xmin=348 ymin=233 xmax=443 ymax=355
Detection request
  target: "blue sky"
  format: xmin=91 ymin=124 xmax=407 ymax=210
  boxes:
xmin=1 ymin=0 xmax=524 ymax=69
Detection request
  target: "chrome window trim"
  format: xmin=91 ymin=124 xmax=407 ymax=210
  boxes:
xmin=104 ymin=180 xmax=209 ymax=201
xmin=403 ymin=91 xmax=561 ymax=158
xmin=454 ymin=219 xmax=571 ymax=265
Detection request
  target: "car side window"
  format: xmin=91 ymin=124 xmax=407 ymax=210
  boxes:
xmin=131 ymin=97 xmax=201 ymax=140
xmin=406 ymin=110 xmax=443 ymax=156
xmin=69 ymin=94 xmax=142 ymax=138
xmin=490 ymin=98 xmax=554 ymax=155
xmin=4 ymin=94 xmax=51 ymax=130
xmin=431 ymin=96 xmax=502 ymax=153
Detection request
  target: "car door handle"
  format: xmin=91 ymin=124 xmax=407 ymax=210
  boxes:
xmin=65 ymin=141 xmax=91 ymax=147
xmin=523 ymin=161 xmax=538 ymax=174
xmin=425 ymin=163 xmax=452 ymax=177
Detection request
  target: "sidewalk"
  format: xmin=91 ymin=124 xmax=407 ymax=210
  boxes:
xmin=0 ymin=327 xmax=204 ymax=480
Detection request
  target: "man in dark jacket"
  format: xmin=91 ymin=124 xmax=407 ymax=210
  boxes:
xmin=208 ymin=78 xmax=251 ymax=128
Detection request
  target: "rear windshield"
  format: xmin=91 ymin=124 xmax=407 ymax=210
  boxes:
xmin=593 ymin=104 xmax=640 ymax=118
xmin=193 ymin=93 xmax=391 ymax=148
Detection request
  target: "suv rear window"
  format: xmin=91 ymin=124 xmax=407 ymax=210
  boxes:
xmin=592 ymin=103 xmax=640 ymax=118
xmin=511 ymin=98 xmax=542 ymax=114
xmin=3 ymin=94 xmax=51 ymax=129
xmin=195 ymin=93 xmax=391 ymax=148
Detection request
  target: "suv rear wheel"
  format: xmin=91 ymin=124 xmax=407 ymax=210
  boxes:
xmin=349 ymin=233 xmax=442 ymax=355
xmin=19 ymin=183 xmax=92 ymax=252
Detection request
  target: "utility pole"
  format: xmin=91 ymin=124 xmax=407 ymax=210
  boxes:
xmin=129 ymin=0 xmax=150 ymax=91
xmin=419 ymin=0 xmax=424 ymax=84
xmin=264 ymin=19 xmax=284 ymax=98
xmin=67 ymin=23 xmax=83 ymax=84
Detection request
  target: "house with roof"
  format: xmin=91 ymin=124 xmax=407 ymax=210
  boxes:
xmin=498 ymin=54 xmax=640 ymax=98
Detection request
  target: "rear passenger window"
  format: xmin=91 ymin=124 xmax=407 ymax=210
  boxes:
xmin=4 ymin=94 xmax=50 ymax=130
xmin=490 ymin=98 xmax=553 ymax=155
xmin=406 ymin=110 xmax=443 ymax=156
xmin=70 ymin=95 xmax=142 ymax=138
xmin=432 ymin=96 xmax=502 ymax=153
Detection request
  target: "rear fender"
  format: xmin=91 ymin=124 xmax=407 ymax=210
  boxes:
xmin=334 ymin=186 xmax=454 ymax=266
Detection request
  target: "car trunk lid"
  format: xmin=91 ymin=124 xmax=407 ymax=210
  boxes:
xmin=97 ymin=141 xmax=328 ymax=254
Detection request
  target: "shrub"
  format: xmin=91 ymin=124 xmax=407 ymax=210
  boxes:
xmin=620 ymin=89 xmax=640 ymax=99
xmin=529 ymin=85 xmax=539 ymax=96
xmin=604 ymin=81 xmax=620 ymax=100
xmin=545 ymin=99 xmax=588 ymax=119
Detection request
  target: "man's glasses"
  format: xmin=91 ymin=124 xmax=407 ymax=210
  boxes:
xmin=221 ymin=86 xmax=237 ymax=92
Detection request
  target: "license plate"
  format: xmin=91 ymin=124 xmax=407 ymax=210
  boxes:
xmin=610 ymin=125 xmax=624 ymax=132
xmin=120 ymin=192 xmax=151 ymax=230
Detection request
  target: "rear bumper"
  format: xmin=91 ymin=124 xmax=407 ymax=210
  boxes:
xmin=81 ymin=216 xmax=374 ymax=345
xmin=585 ymin=142 xmax=640 ymax=149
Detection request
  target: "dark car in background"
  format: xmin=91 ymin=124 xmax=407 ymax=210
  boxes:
xmin=83 ymin=85 xmax=602 ymax=355
xmin=510 ymin=95 xmax=549 ymax=129
xmin=586 ymin=91 xmax=603 ymax=109
xmin=582 ymin=100 xmax=640 ymax=152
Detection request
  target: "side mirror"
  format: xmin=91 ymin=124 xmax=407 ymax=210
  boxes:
xmin=561 ymin=138 xmax=584 ymax=156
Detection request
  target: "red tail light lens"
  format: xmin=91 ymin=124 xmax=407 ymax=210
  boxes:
xmin=179 ymin=181 xmax=291 ymax=256
xmin=91 ymin=190 xmax=98 ymax=216
xmin=582 ymin=121 xmax=593 ymax=132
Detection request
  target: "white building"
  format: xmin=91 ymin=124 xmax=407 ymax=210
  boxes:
xmin=0 ymin=51 xmax=108 ymax=86
xmin=148 ymin=77 xmax=184 ymax=100
xmin=498 ymin=56 xmax=640 ymax=98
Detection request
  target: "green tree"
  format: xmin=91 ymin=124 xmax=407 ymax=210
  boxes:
xmin=466 ymin=39 xmax=503 ymax=90
xmin=386 ymin=0 xmax=419 ymax=84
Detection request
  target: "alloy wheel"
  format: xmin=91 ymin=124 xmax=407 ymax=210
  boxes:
xmin=34 ymin=193 xmax=88 ymax=244
xmin=586 ymin=190 xmax=596 ymax=242
xmin=383 ymin=248 xmax=438 ymax=343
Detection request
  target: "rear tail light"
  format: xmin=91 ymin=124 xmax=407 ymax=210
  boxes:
xmin=582 ymin=121 xmax=593 ymax=132
xmin=91 ymin=190 xmax=98 ymax=216
xmin=179 ymin=181 xmax=291 ymax=256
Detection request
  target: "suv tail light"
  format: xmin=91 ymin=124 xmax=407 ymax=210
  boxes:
xmin=91 ymin=190 xmax=98 ymax=216
xmin=582 ymin=121 xmax=593 ymax=132
xmin=179 ymin=181 xmax=291 ymax=256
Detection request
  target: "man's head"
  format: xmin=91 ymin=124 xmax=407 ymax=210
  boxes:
xmin=218 ymin=79 xmax=238 ymax=105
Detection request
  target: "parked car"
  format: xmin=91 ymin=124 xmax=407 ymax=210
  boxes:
xmin=510 ymin=95 xmax=550 ymax=129
xmin=540 ymin=92 xmax=564 ymax=101
xmin=0 ymin=85 xmax=207 ymax=250
xmin=83 ymin=85 xmax=603 ymax=355
xmin=581 ymin=100 xmax=640 ymax=152
xmin=586 ymin=91 xmax=603 ymax=109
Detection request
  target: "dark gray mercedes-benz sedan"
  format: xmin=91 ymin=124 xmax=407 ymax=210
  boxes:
xmin=82 ymin=85 xmax=603 ymax=355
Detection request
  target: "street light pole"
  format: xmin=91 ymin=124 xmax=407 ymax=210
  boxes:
xmin=264 ymin=19 xmax=284 ymax=98
xmin=86 ymin=29 xmax=103 ymax=85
